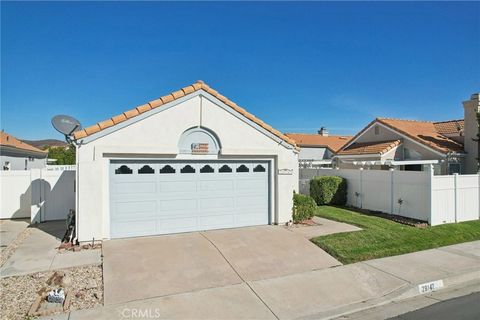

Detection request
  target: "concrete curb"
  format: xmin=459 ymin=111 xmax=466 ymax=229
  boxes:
xmin=301 ymin=267 xmax=480 ymax=320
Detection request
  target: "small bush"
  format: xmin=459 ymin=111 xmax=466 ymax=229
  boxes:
xmin=310 ymin=176 xmax=347 ymax=205
xmin=292 ymin=193 xmax=317 ymax=223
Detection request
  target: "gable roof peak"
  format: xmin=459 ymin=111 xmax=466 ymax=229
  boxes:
xmin=72 ymin=81 xmax=298 ymax=150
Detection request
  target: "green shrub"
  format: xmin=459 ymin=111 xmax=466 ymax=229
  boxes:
xmin=292 ymin=193 xmax=317 ymax=223
xmin=310 ymin=176 xmax=347 ymax=205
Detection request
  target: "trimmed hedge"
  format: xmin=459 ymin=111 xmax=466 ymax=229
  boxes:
xmin=310 ymin=176 xmax=347 ymax=205
xmin=292 ymin=193 xmax=317 ymax=223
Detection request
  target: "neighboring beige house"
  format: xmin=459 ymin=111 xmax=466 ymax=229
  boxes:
xmin=0 ymin=131 xmax=48 ymax=170
xmin=335 ymin=93 xmax=479 ymax=175
xmin=285 ymin=128 xmax=352 ymax=166
xmin=72 ymin=81 xmax=299 ymax=241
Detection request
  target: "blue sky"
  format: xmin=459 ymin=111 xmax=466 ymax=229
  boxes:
xmin=1 ymin=1 xmax=479 ymax=140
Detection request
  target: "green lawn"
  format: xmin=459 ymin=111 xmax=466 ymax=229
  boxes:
xmin=311 ymin=206 xmax=480 ymax=264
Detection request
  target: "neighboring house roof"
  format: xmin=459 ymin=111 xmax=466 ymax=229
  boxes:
xmin=284 ymin=133 xmax=352 ymax=152
xmin=433 ymin=119 xmax=464 ymax=135
xmin=338 ymin=140 xmax=402 ymax=156
xmin=0 ymin=131 xmax=48 ymax=155
xmin=73 ymin=80 xmax=298 ymax=149
xmin=342 ymin=118 xmax=465 ymax=155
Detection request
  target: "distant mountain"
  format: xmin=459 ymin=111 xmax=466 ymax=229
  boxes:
xmin=21 ymin=139 xmax=68 ymax=150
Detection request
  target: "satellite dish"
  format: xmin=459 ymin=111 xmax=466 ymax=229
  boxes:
xmin=52 ymin=115 xmax=81 ymax=135
xmin=52 ymin=115 xmax=82 ymax=143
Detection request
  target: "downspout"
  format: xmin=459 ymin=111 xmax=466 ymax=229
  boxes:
xmin=73 ymin=140 xmax=80 ymax=244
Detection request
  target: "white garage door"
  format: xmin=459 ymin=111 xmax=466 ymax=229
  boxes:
xmin=109 ymin=160 xmax=270 ymax=238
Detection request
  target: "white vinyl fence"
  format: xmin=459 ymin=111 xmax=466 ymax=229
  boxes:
xmin=0 ymin=168 xmax=75 ymax=222
xmin=300 ymin=167 xmax=479 ymax=225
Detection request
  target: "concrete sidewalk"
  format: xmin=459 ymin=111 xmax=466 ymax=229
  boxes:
xmin=0 ymin=219 xmax=29 ymax=252
xmin=41 ymin=240 xmax=480 ymax=320
xmin=0 ymin=221 xmax=101 ymax=277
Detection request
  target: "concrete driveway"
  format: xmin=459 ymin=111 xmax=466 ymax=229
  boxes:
xmin=103 ymin=226 xmax=341 ymax=305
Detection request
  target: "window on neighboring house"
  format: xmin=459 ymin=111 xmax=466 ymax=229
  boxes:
xmin=404 ymin=164 xmax=422 ymax=171
xmin=374 ymin=125 xmax=380 ymax=135
xmin=448 ymin=163 xmax=461 ymax=175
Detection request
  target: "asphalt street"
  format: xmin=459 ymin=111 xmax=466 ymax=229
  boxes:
xmin=390 ymin=292 xmax=480 ymax=320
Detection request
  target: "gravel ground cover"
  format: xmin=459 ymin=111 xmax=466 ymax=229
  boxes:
xmin=0 ymin=264 xmax=103 ymax=320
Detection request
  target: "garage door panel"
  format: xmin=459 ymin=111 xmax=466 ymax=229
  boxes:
xmin=198 ymin=214 xmax=235 ymax=228
xmin=199 ymin=196 xmax=235 ymax=210
xmin=159 ymin=180 xmax=197 ymax=192
xmin=236 ymin=179 xmax=266 ymax=191
xmin=236 ymin=195 xmax=266 ymax=207
xmin=198 ymin=179 xmax=234 ymax=191
xmin=113 ymin=181 xmax=157 ymax=194
xmin=159 ymin=199 xmax=197 ymax=211
xmin=158 ymin=217 xmax=198 ymax=231
xmin=111 ymin=220 xmax=157 ymax=238
xmin=235 ymin=211 xmax=266 ymax=225
xmin=114 ymin=201 xmax=157 ymax=216
xmin=110 ymin=160 xmax=270 ymax=238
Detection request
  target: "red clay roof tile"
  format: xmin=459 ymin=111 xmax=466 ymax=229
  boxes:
xmin=84 ymin=125 xmax=101 ymax=135
xmin=98 ymin=119 xmax=115 ymax=130
xmin=378 ymin=118 xmax=464 ymax=153
xmin=0 ymin=131 xmax=48 ymax=154
xmin=433 ymin=119 xmax=464 ymax=135
xmin=124 ymin=109 xmax=139 ymax=119
xmin=160 ymin=94 xmax=174 ymax=104
xmin=338 ymin=140 xmax=401 ymax=155
xmin=136 ymin=104 xmax=151 ymax=114
xmin=285 ymin=133 xmax=353 ymax=152
xmin=112 ymin=114 xmax=127 ymax=124
xmin=148 ymin=99 xmax=163 ymax=108
xmin=182 ymin=86 xmax=195 ymax=95
xmin=172 ymin=90 xmax=185 ymax=99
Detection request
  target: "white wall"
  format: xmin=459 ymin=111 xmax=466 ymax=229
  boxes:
xmin=302 ymin=168 xmax=479 ymax=225
xmin=1 ymin=154 xmax=47 ymax=170
xmin=298 ymin=147 xmax=331 ymax=161
xmin=0 ymin=169 xmax=75 ymax=221
xmin=0 ymin=170 xmax=32 ymax=219
xmin=75 ymin=91 xmax=299 ymax=242
xmin=431 ymin=174 xmax=480 ymax=225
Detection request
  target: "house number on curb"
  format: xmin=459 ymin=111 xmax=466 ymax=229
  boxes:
xmin=418 ymin=280 xmax=444 ymax=294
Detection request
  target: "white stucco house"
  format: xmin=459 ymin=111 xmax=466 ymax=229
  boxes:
xmin=335 ymin=93 xmax=480 ymax=175
xmin=72 ymin=81 xmax=299 ymax=242
xmin=0 ymin=131 xmax=48 ymax=170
